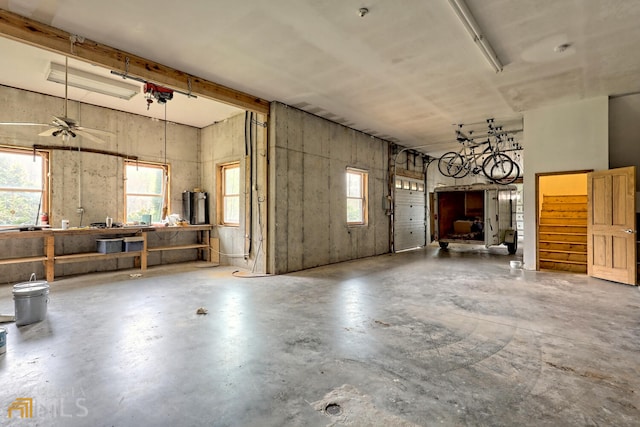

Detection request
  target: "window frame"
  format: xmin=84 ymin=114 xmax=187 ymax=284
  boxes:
xmin=124 ymin=160 xmax=169 ymax=224
xmin=346 ymin=167 xmax=368 ymax=226
xmin=217 ymin=161 xmax=241 ymax=226
xmin=0 ymin=146 xmax=49 ymax=227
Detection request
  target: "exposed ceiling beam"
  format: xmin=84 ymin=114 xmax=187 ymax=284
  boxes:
xmin=0 ymin=9 xmax=270 ymax=114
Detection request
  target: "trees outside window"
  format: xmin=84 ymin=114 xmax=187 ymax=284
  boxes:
xmin=0 ymin=147 xmax=48 ymax=226
xmin=125 ymin=161 xmax=168 ymax=223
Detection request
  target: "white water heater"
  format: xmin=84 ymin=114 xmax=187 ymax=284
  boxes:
xmin=182 ymin=191 xmax=209 ymax=224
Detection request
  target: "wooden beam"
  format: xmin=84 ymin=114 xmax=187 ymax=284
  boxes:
xmin=33 ymin=144 xmax=139 ymax=160
xmin=0 ymin=9 xmax=270 ymax=114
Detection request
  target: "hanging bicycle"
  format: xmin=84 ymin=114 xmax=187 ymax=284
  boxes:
xmin=438 ymin=119 xmax=521 ymax=184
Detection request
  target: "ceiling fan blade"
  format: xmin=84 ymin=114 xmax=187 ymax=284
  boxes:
xmin=38 ymin=127 xmax=59 ymax=137
xmin=74 ymin=129 xmax=106 ymax=144
xmin=75 ymin=126 xmax=114 ymax=137
xmin=0 ymin=122 xmax=51 ymax=127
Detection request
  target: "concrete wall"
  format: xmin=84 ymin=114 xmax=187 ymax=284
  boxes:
xmin=0 ymin=85 xmax=201 ymax=282
xmin=200 ymin=112 xmax=267 ymax=272
xmin=522 ymin=97 xmax=609 ymax=270
xmin=269 ymin=102 xmax=389 ymax=274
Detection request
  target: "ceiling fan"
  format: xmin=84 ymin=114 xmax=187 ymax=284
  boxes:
xmin=0 ymin=57 xmax=114 ymax=144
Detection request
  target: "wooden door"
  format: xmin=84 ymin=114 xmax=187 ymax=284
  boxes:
xmin=587 ymin=166 xmax=637 ymax=285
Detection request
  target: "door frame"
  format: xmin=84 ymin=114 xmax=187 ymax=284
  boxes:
xmin=535 ymin=169 xmax=592 ymax=271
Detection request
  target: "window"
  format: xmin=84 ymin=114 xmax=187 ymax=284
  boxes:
xmin=346 ymin=168 xmax=368 ymax=225
xmin=219 ymin=162 xmax=240 ymax=225
xmin=0 ymin=147 xmax=49 ymax=226
xmin=125 ymin=161 xmax=168 ymax=224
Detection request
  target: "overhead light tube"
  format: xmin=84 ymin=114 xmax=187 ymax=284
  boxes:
xmin=447 ymin=0 xmax=503 ymax=73
xmin=46 ymin=62 xmax=140 ymax=99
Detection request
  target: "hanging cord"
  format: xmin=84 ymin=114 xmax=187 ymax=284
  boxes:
xmin=78 ymin=144 xmax=84 ymax=227
xmin=161 ymin=103 xmax=168 ymax=220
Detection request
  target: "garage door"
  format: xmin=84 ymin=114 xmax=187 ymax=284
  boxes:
xmin=394 ymin=177 xmax=426 ymax=251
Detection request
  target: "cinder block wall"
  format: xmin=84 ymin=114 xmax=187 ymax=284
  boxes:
xmin=0 ymin=85 xmax=201 ymax=283
xmin=269 ymin=102 xmax=390 ymax=274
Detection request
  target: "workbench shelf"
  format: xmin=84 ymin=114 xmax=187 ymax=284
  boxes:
xmin=147 ymin=244 xmax=209 ymax=252
xmin=0 ymin=225 xmax=213 ymax=282
xmin=54 ymin=251 xmax=143 ymax=264
xmin=0 ymin=256 xmax=47 ymax=265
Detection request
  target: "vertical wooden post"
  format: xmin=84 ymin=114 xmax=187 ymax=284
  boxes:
xmin=140 ymin=231 xmax=148 ymax=271
xmin=203 ymin=229 xmax=211 ymax=262
xmin=45 ymin=233 xmax=55 ymax=282
xmin=210 ymin=237 xmax=220 ymax=264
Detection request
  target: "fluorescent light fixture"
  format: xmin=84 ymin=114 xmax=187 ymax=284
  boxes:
xmin=46 ymin=62 xmax=140 ymax=100
xmin=448 ymin=0 xmax=503 ymax=73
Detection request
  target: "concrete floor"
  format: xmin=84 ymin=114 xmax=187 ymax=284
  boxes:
xmin=1 ymin=245 xmax=639 ymax=426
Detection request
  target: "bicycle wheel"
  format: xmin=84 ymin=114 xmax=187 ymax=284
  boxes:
xmin=483 ymin=153 xmax=514 ymax=182
xmin=438 ymin=152 xmax=465 ymax=177
xmin=493 ymin=161 xmax=520 ymax=185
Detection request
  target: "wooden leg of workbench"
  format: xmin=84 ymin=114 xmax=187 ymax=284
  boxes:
xmin=210 ymin=237 xmax=219 ymax=264
xmin=141 ymin=232 xmax=148 ymax=271
xmin=204 ymin=230 xmax=211 ymax=262
xmin=45 ymin=235 xmax=55 ymax=282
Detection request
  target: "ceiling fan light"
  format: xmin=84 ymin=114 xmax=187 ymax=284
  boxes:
xmin=47 ymin=62 xmax=139 ymax=100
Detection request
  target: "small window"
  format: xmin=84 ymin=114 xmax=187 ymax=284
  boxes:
xmin=346 ymin=169 xmax=368 ymax=225
xmin=395 ymin=178 xmax=402 ymax=189
xmin=402 ymin=180 xmax=410 ymax=190
xmin=125 ymin=161 xmax=168 ymax=224
xmin=0 ymin=147 xmax=49 ymax=226
xmin=410 ymin=182 xmax=418 ymax=191
xmin=418 ymin=183 xmax=424 ymax=192
xmin=219 ymin=162 xmax=240 ymax=225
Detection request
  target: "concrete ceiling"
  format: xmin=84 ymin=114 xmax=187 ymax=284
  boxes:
xmin=1 ymin=0 xmax=640 ymax=154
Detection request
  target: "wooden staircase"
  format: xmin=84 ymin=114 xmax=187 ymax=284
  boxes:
xmin=538 ymin=195 xmax=587 ymax=273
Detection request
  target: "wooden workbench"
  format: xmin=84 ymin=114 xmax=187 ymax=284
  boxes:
xmin=0 ymin=225 xmax=213 ymax=282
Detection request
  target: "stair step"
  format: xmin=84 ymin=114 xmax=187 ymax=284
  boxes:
xmin=539 ymin=252 xmax=587 ymax=262
xmin=541 ymin=203 xmax=588 ymax=212
xmin=543 ymin=195 xmax=588 ymax=204
xmin=539 ymin=258 xmax=587 ymax=265
xmin=538 ymin=225 xmax=587 ymax=233
xmin=540 ymin=211 xmax=588 ymax=219
xmin=539 ymin=248 xmax=587 ymax=255
xmin=540 ymin=218 xmax=587 ymax=226
xmin=539 ymin=260 xmax=587 ymax=273
xmin=539 ymin=242 xmax=587 ymax=252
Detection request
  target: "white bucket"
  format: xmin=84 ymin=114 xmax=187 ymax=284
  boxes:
xmin=0 ymin=327 xmax=6 ymax=354
xmin=13 ymin=276 xmax=50 ymax=327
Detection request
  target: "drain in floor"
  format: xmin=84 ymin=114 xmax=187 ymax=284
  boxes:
xmin=325 ymin=403 xmax=342 ymax=416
